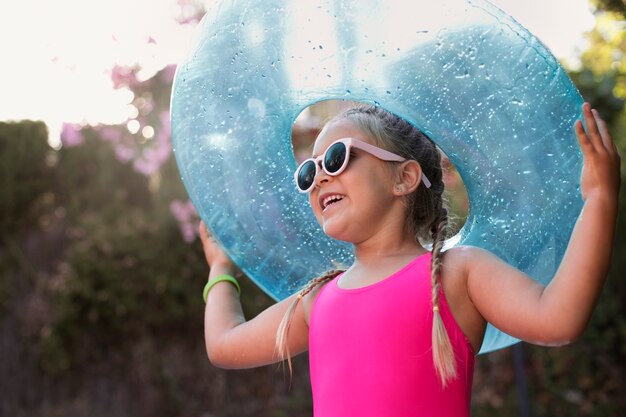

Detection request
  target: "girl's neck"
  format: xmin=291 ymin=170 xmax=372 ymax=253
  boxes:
xmin=352 ymin=232 xmax=427 ymax=267
xmin=339 ymin=235 xmax=427 ymax=289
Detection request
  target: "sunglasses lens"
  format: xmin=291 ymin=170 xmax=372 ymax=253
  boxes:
xmin=324 ymin=142 xmax=347 ymax=174
xmin=296 ymin=160 xmax=317 ymax=191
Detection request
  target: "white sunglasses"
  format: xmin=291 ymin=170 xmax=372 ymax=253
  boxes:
xmin=294 ymin=137 xmax=432 ymax=193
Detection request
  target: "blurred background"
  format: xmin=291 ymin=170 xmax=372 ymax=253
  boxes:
xmin=0 ymin=0 xmax=624 ymax=416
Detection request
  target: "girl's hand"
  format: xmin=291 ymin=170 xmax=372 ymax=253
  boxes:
xmin=199 ymin=221 xmax=310 ymax=369
xmin=575 ymin=103 xmax=621 ymax=202
xmin=199 ymin=221 xmax=233 ymax=270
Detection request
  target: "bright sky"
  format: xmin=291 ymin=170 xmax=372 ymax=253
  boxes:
xmin=0 ymin=0 xmax=596 ymax=144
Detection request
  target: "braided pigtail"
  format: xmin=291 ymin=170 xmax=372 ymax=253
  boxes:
xmin=430 ymin=209 xmax=457 ymax=386
xmin=275 ymin=269 xmax=344 ymax=376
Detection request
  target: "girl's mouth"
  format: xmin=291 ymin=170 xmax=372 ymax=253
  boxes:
xmin=320 ymin=194 xmax=345 ymax=211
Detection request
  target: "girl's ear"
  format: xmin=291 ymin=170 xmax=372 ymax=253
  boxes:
xmin=392 ymin=160 xmax=423 ymax=196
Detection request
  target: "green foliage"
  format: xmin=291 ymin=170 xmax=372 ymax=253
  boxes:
xmin=37 ymin=135 xmax=207 ymax=373
xmin=0 ymin=121 xmax=53 ymax=314
xmin=593 ymin=0 xmax=626 ymax=18
xmin=0 ymin=116 xmax=307 ymax=416
xmin=8 ymin=125 xmax=262 ymax=376
xmin=0 ymin=121 xmax=52 ymax=236
xmin=55 ymin=132 xmax=151 ymax=215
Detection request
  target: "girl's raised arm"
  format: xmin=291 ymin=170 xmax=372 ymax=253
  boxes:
xmin=199 ymin=223 xmax=310 ymax=369
xmin=462 ymin=103 xmax=621 ymax=345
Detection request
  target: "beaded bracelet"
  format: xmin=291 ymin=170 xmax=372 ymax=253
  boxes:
xmin=203 ymin=274 xmax=241 ymax=302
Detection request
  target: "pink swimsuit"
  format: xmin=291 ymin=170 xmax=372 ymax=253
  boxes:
xmin=309 ymin=252 xmax=475 ymax=416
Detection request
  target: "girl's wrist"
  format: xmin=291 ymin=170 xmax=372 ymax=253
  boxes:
xmin=584 ymin=188 xmax=618 ymax=211
xmin=203 ymin=274 xmax=241 ymax=302
xmin=209 ymin=261 xmax=236 ymax=278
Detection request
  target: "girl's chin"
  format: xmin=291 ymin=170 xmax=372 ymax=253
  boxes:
xmin=319 ymin=204 xmax=358 ymax=242
xmin=322 ymin=220 xmax=353 ymax=243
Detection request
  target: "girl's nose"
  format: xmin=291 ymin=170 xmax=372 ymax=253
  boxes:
xmin=314 ymin=163 xmax=331 ymax=188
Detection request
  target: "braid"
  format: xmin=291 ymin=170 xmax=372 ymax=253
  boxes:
xmin=275 ymin=269 xmax=344 ymax=376
xmin=430 ymin=209 xmax=457 ymax=386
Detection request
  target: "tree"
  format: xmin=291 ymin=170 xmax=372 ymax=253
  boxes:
xmin=593 ymin=0 xmax=626 ymax=18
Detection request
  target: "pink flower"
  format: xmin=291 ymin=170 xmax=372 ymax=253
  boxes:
xmin=133 ymin=155 xmax=160 ymax=176
xmin=131 ymin=135 xmax=171 ymax=176
xmin=114 ymin=143 xmax=136 ymax=163
xmin=181 ymin=222 xmax=197 ymax=243
xmin=100 ymin=126 xmax=121 ymax=143
xmin=110 ymin=65 xmax=138 ymax=89
xmin=175 ymin=0 xmax=204 ymax=25
xmin=137 ymin=96 xmax=154 ymax=115
xmin=159 ymin=110 xmax=171 ymax=136
xmin=170 ymin=199 xmax=199 ymax=242
xmin=60 ymin=123 xmax=84 ymax=147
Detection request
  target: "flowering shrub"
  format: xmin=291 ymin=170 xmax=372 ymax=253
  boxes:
xmin=170 ymin=199 xmax=200 ymax=243
xmin=59 ymin=63 xmax=200 ymax=243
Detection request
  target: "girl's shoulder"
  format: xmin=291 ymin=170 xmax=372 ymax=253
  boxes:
xmin=440 ymin=244 xmax=505 ymax=306
xmin=442 ymin=244 xmax=495 ymax=273
xmin=440 ymin=245 xmax=490 ymax=351
xmin=301 ymin=275 xmax=338 ymax=325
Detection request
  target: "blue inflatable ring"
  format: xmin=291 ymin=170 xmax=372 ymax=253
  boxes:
xmin=171 ymin=0 xmax=583 ymax=353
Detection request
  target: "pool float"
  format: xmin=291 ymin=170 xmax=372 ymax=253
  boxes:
xmin=171 ymin=0 xmax=584 ymax=353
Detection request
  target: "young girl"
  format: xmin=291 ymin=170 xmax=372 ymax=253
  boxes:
xmin=199 ymin=103 xmax=620 ymax=416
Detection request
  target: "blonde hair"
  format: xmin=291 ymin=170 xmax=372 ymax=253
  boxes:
xmin=430 ymin=210 xmax=457 ymax=386
xmin=278 ymin=105 xmax=456 ymax=386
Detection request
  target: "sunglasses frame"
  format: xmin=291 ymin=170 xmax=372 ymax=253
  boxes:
xmin=294 ymin=137 xmax=431 ymax=193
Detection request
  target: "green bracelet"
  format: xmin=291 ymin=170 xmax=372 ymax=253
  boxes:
xmin=203 ymin=274 xmax=241 ymax=302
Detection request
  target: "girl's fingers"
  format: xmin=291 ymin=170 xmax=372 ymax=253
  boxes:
xmin=575 ymin=119 xmax=593 ymax=153
xmin=576 ymin=103 xmax=616 ymax=158
xmin=592 ymin=109 xmax=615 ymax=153
xmin=582 ymin=103 xmax=603 ymax=151
xmin=199 ymin=221 xmax=208 ymax=241
xmin=199 ymin=221 xmax=217 ymax=246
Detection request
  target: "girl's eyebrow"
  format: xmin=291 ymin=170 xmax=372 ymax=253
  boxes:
xmin=310 ymin=146 xmax=326 ymax=159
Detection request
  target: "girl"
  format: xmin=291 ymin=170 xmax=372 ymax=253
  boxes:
xmin=199 ymin=103 xmax=620 ymax=416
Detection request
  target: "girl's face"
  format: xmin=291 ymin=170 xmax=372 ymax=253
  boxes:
xmin=308 ymin=119 xmax=400 ymax=243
